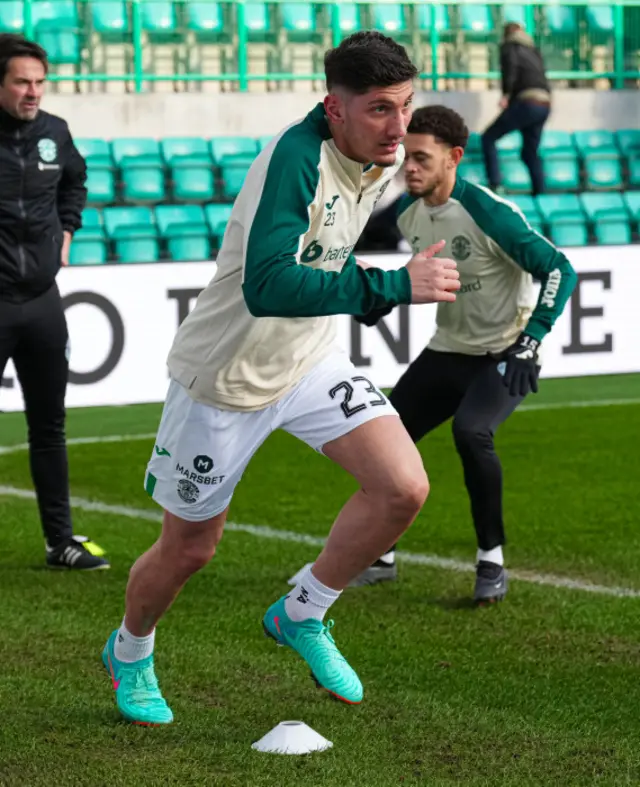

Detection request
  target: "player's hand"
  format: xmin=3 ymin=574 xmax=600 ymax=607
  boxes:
xmin=499 ymin=333 xmax=540 ymax=397
xmin=61 ymin=231 xmax=72 ymax=267
xmin=354 ymin=305 xmax=394 ymax=327
xmin=405 ymin=240 xmax=460 ymax=304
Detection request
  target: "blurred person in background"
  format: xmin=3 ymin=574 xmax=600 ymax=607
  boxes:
xmin=0 ymin=34 xmax=109 ymax=570
xmin=481 ymin=23 xmax=551 ymax=197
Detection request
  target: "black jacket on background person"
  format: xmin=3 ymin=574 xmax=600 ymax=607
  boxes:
xmin=0 ymin=106 xmax=87 ymax=304
xmin=500 ymin=29 xmax=551 ymax=105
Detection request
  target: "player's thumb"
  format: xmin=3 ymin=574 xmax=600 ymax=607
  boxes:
xmin=417 ymin=239 xmax=446 ymax=259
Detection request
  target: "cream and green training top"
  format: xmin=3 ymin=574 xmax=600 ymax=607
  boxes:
xmin=397 ymin=178 xmax=577 ymax=356
xmin=167 ymin=103 xmax=411 ymax=411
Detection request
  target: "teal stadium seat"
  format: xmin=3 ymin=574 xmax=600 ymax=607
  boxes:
xmin=281 ymin=3 xmax=318 ymax=42
xmin=584 ymin=157 xmax=623 ymax=190
xmin=76 ymin=138 xmax=114 ymax=169
xmin=155 ymin=205 xmax=211 ymax=261
xmin=549 ymin=220 xmax=588 ymax=246
xmin=459 ymin=4 xmax=494 ymax=37
xmin=415 ymin=4 xmax=450 ymax=36
xmin=70 ymin=208 xmax=107 ymax=265
xmin=220 ymin=155 xmax=254 ymax=199
xmin=573 ymin=130 xmax=619 ymax=158
xmin=540 ymin=131 xmax=576 ymax=159
xmin=623 ymin=190 xmax=640 ymax=227
xmin=162 ymin=138 xmax=215 ymax=201
xmin=33 ymin=1 xmax=81 ymax=65
xmin=121 ymin=167 xmax=166 ymax=203
xmin=587 ymin=5 xmax=615 ymax=34
xmin=543 ymin=157 xmax=580 ymax=191
xmin=544 ymin=5 xmax=577 ymax=34
xmin=0 ymin=1 xmax=23 ymax=31
xmin=509 ymin=195 xmax=543 ymax=232
xmin=458 ymin=161 xmax=488 ymax=186
xmin=111 ymin=138 xmax=163 ymax=168
xmin=244 ymin=3 xmax=272 ymax=43
xmin=205 ymin=204 xmax=233 ymax=246
xmin=85 ymin=169 xmax=115 ymax=205
xmin=580 ymin=193 xmax=631 ymax=244
xmin=465 ymin=132 xmax=483 ymax=162
xmin=371 ymin=3 xmax=408 ymax=41
xmin=161 ymin=137 xmax=213 ymax=166
xmin=185 ymin=1 xmax=225 ymax=40
xmin=209 ymin=137 xmax=258 ymax=165
xmin=616 ymin=130 xmax=640 ymax=160
xmin=502 ymin=160 xmax=532 ymax=193
xmin=91 ymin=0 xmax=129 ymax=40
xmin=628 ymin=155 xmax=640 ymax=189
xmin=536 ymin=193 xmax=587 ymax=246
xmin=537 ymin=193 xmax=584 ymax=224
xmin=497 ymin=132 xmax=522 ymax=160
xmin=502 ymin=5 xmax=529 ymax=30
xmin=140 ymin=0 xmax=178 ymax=42
xmin=103 ymin=206 xmax=159 ymax=263
xmin=333 ymin=3 xmax=361 ymax=37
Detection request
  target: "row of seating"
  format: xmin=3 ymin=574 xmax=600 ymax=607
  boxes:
xmin=70 ymin=192 xmax=640 ymax=265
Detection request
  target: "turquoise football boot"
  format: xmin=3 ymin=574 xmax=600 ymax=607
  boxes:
xmin=102 ymin=630 xmax=173 ymax=725
xmin=263 ymin=596 xmax=363 ymax=705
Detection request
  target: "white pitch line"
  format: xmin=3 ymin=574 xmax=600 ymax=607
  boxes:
xmin=1 ymin=395 xmax=639 ymax=457
xmin=0 ymin=484 xmax=638 ymax=600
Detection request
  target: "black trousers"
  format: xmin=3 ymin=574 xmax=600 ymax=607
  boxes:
xmin=0 ymin=284 xmax=73 ymax=546
xmin=390 ymin=348 xmax=530 ymax=552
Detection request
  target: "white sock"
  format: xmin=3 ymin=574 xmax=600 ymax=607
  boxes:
xmin=114 ymin=619 xmax=155 ymax=663
xmin=378 ymin=551 xmax=395 ymax=566
xmin=477 ymin=546 xmax=504 ymax=566
xmin=284 ymin=566 xmax=341 ymax=622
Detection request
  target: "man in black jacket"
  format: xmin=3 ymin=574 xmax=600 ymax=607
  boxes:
xmin=0 ymin=34 xmax=109 ymax=570
xmin=481 ymin=23 xmax=551 ymax=196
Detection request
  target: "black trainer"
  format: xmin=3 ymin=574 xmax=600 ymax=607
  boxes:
xmin=474 ymin=560 xmax=507 ymax=604
xmin=349 ymin=558 xmax=398 ymax=587
xmin=46 ymin=535 xmax=110 ymax=570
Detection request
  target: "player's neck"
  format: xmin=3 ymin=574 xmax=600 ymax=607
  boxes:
xmin=422 ymin=175 xmax=455 ymax=208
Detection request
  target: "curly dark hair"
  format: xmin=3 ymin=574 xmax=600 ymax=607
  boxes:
xmin=407 ymin=105 xmax=469 ymax=150
xmin=0 ymin=34 xmax=48 ymax=84
xmin=324 ymin=31 xmax=418 ymax=94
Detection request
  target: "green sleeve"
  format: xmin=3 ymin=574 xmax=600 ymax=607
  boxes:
xmin=452 ymin=178 xmax=578 ymax=342
xmin=242 ymin=125 xmax=412 ymax=319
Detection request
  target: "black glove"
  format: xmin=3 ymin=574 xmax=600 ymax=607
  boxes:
xmin=499 ymin=333 xmax=540 ymax=397
xmin=354 ymin=305 xmax=394 ymax=327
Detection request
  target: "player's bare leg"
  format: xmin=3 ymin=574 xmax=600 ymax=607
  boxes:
xmin=263 ymin=415 xmax=428 ymax=704
xmin=102 ymin=508 xmax=227 ymax=725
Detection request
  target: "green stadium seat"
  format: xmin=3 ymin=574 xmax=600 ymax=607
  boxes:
xmin=210 ymin=137 xmax=258 ymax=165
xmin=205 ymin=203 xmax=233 ymax=244
xmin=509 ymin=195 xmax=543 ymax=232
xmin=32 ymin=0 xmax=78 ymax=28
xmin=221 ymin=156 xmax=254 ymax=199
xmin=616 ymin=130 xmax=640 ymax=160
xmin=497 ymin=132 xmax=522 ymax=159
xmin=458 ymin=161 xmax=488 ymax=187
xmin=622 ymin=190 xmax=640 ymax=223
xmin=544 ymin=5 xmax=577 ymax=34
xmin=536 ymin=193 xmax=584 ymax=223
xmin=371 ymin=4 xmax=406 ymax=36
xmin=104 ymin=206 xmax=159 ymax=263
xmin=334 ymin=3 xmax=360 ymax=35
xmin=140 ymin=0 xmax=177 ymax=39
xmin=69 ymin=239 xmax=107 ymax=265
xmin=540 ymin=131 xmax=576 ymax=159
xmin=244 ymin=3 xmax=272 ymax=41
xmin=281 ymin=3 xmax=317 ymax=40
xmin=415 ymin=4 xmax=450 ymax=35
xmin=36 ymin=31 xmax=81 ymax=64
xmin=76 ymin=207 xmax=104 ymax=239
xmin=502 ymin=160 xmax=532 ymax=193
xmin=91 ymin=0 xmax=129 ymax=38
xmin=172 ymin=166 xmax=215 ymax=202
xmin=580 ymin=193 xmax=629 ymax=243
xmin=460 ymin=4 xmax=494 ymax=35
xmin=593 ymin=218 xmax=631 ymax=245
xmin=121 ymin=167 xmax=166 ymax=203
xmin=584 ymin=157 xmax=623 ymax=190
xmin=155 ymin=205 xmax=211 ymax=261
xmin=573 ymin=131 xmax=618 ymax=159
xmin=85 ymin=169 xmax=115 ymax=205
xmin=549 ymin=220 xmax=588 ymax=247
xmin=76 ymin=138 xmax=114 ymax=169
xmin=161 ymin=137 xmax=212 ymax=166
xmin=185 ymin=1 xmax=225 ymax=37
xmin=111 ymin=138 xmax=163 ymax=169
xmin=628 ymin=155 xmax=640 ymax=189
xmin=465 ymin=132 xmax=483 ymax=162
xmin=586 ymin=5 xmax=615 ymax=33
xmin=502 ymin=5 xmax=528 ymax=30
xmin=543 ymin=157 xmax=580 ymax=191
xmin=0 ymin=2 xmax=23 ymax=31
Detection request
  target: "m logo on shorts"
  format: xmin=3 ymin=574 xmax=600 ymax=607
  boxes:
xmin=177 ymin=479 xmax=199 ymax=504
xmin=194 ymin=455 xmax=214 ymax=474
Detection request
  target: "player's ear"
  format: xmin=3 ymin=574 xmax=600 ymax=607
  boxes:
xmin=450 ymin=146 xmax=464 ymax=168
xmin=324 ymin=92 xmax=346 ymax=125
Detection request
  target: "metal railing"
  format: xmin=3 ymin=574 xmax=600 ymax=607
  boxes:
xmin=12 ymin=0 xmax=640 ymax=91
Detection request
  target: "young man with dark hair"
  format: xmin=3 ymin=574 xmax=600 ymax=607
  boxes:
xmin=351 ymin=105 xmax=576 ymax=602
xmin=0 ymin=34 xmax=108 ymax=570
xmin=101 ymin=33 xmax=461 ymax=725
xmin=482 ymin=23 xmax=551 ymax=196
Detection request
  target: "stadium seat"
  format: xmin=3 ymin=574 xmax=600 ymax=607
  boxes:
xmin=415 ymin=4 xmax=450 ymax=37
xmin=458 ymin=161 xmax=488 ymax=187
xmin=544 ymin=5 xmax=577 ymax=34
xmin=548 ymin=220 xmax=589 ymax=246
xmin=36 ymin=30 xmax=81 ymax=65
xmin=161 ymin=137 xmax=212 ymax=166
xmin=616 ymin=130 xmax=640 ymax=160
xmin=103 ymin=206 xmax=159 ymax=263
xmin=243 ymin=2 xmax=273 ymax=42
xmin=539 ymin=131 xmax=576 ymax=159
xmin=140 ymin=0 xmax=178 ymax=41
xmin=111 ymin=138 xmax=163 ymax=168
xmin=627 ymin=155 xmax=640 ymax=189
xmin=91 ymin=0 xmax=129 ymax=39
xmin=622 ymin=190 xmax=640 ymax=223
xmin=536 ymin=193 xmax=584 ymax=224
xmin=76 ymin=138 xmax=113 ymax=169
xmin=502 ymin=5 xmax=528 ymax=30
xmin=155 ymin=205 xmax=211 ymax=261
xmin=584 ymin=157 xmax=624 ymax=190
xmin=172 ymin=166 xmax=215 ymax=202
xmin=69 ymin=238 xmax=108 ymax=265
xmin=32 ymin=0 xmax=78 ymax=29
xmin=121 ymin=167 xmax=166 ymax=203
xmin=573 ymin=130 xmax=619 ymax=159
xmin=587 ymin=5 xmax=615 ymax=33
xmin=371 ymin=3 xmax=408 ymax=38
xmin=459 ymin=4 xmax=494 ymax=36
xmin=496 ymin=132 xmax=522 ymax=160
xmin=509 ymin=194 xmax=543 ymax=232
xmin=543 ymin=157 xmax=580 ymax=191
xmin=333 ymin=3 xmax=361 ymax=36
xmin=205 ymin=203 xmax=233 ymax=245
xmin=85 ymin=169 xmax=115 ymax=205
xmin=280 ymin=2 xmax=318 ymax=41
xmin=221 ymin=157 xmax=254 ymax=199
xmin=580 ymin=192 xmax=631 ymax=244
xmin=465 ymin=132 xmax=483 ymax=162
xmin=0 ymin=1 xmax=23 ymax=31
xmin=209 ymin=137 xmax=258 ymax=165
xmin=502 ymin=160 xmax=532 ymax=193
xmin=185 ymin=1 xmax=225 ymax=38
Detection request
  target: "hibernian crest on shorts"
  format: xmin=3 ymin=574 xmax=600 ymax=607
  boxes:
xmin=38 ymin=138 xmax=57 ymax=163
xmin=177 ymin=478 xmax=199 ymax=504
xmin=451 ymin=235 xmax=471 ymax=261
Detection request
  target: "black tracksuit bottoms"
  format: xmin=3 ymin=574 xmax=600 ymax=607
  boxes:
xmin=390 ymin=347 xmax=530 ymax=551
xmin=0 ymin=283 xmax=72 ymax=546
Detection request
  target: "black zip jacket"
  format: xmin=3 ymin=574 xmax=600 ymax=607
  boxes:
xmin=0 ymin=107 xmax=87 ymax=304
xmin=501 ymin=31 xmax=551 ymax=104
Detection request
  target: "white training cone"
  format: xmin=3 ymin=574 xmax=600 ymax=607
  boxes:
xmin=288 ymin=562 xmax=313 ymax=585
xmin=251 ymin=721 xmax=333 ymax=755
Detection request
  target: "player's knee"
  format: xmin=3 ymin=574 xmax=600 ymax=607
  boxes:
xmin=171 ymin=539 xmax=217 ymax=577
xmin=452 ymin=418 xmax=492 ymax=453
xmin=385 ymin=467 xmax=430 ymax=521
